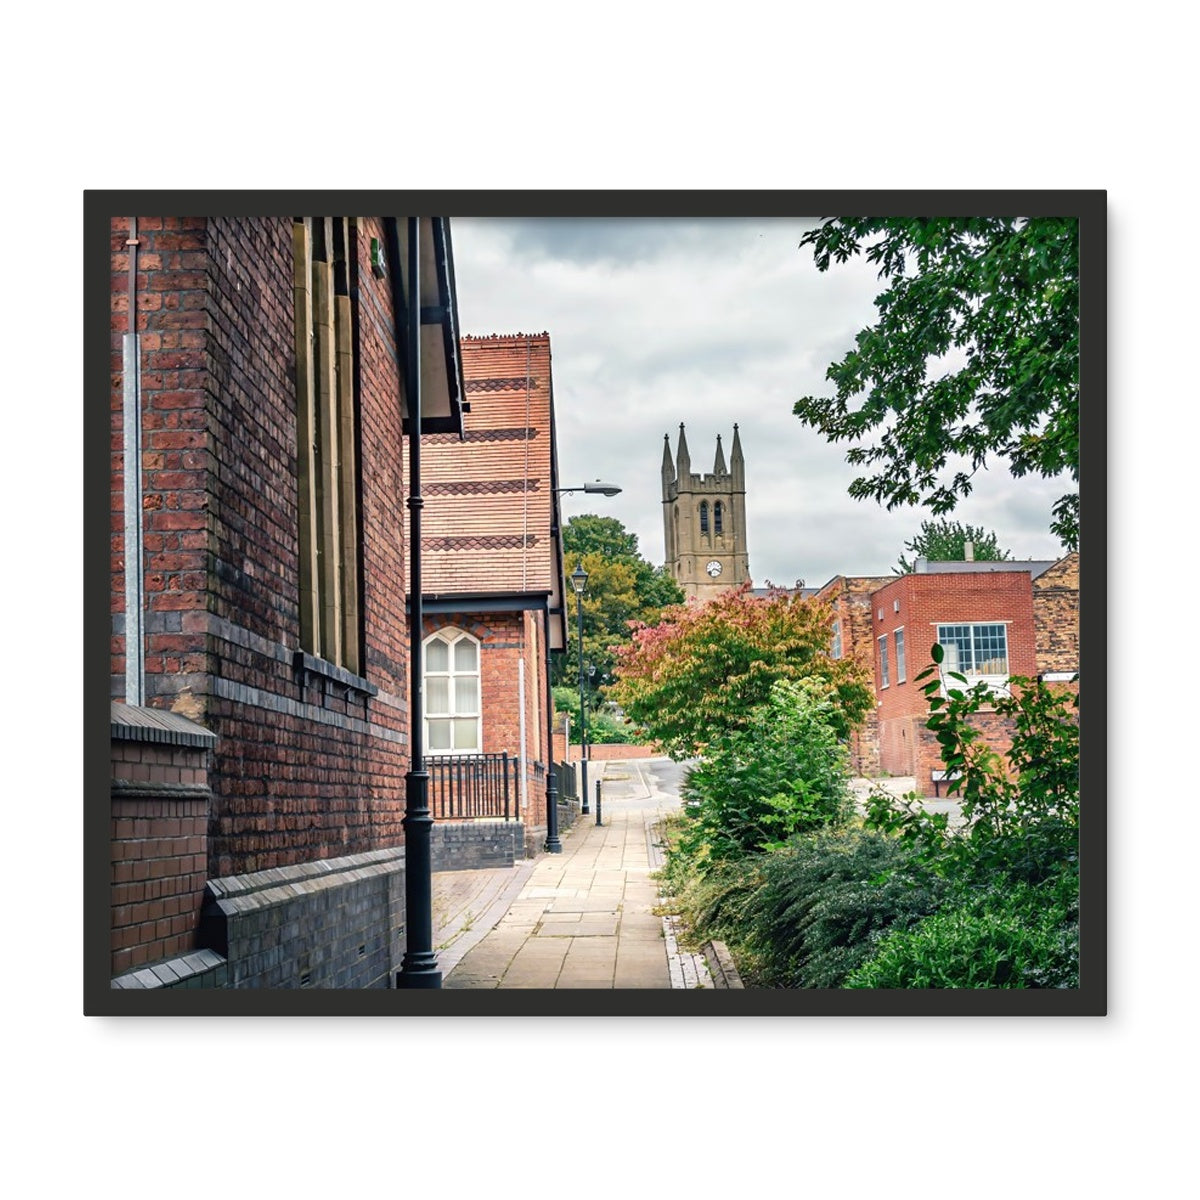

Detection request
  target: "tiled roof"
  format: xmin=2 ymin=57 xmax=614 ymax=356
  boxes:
xmin=409 ymin=334 xmax=557 ymax=597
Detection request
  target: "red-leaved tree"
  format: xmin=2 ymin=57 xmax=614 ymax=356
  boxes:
xmin=609 ymin=583 xmax=874 ymax=760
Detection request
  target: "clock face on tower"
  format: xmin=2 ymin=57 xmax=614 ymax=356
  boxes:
xmin=706 ymin=560 xmax=723 ymax=577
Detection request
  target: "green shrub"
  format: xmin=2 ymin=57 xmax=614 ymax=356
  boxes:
xmin=678 ymin=679 xmax=853 ymax=864
xmin=845 ymin=874 xmax=1078 ymax=989
xmin=668 ymin=828 xmax=944 ymax=988
xmin=553 ymin=686 xmax=634 ymax=744
xmin=865 ymin=651 xmax=1079 ymax=889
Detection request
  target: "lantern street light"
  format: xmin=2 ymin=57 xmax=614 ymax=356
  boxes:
xmin=541 ymin=482 xmax=621 ymax=853
xmin=570 ymin=561 xmax=591 ymax=816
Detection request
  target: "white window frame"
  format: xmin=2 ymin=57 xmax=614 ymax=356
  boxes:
xmin=423 ymin=628 xmax=482 ymax=754
xmin=894 ymin=627 xmax=906 ymax=684
xmin=935 ymin=621 xmax=1010 ymax=692
xmin=830 ymin=618 xmax=842 ymax=660
xmin=878 ymin=634 xmax=889 ymax=689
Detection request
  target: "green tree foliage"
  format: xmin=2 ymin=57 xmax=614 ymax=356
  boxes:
xmin=609 ymin=584 xmax=874 ymax=760
xmin=552 ymin=685 xmax=631 ymax=745
xmin=677 ymin=680 xmax=854 ymax=863
xmin=658 ymin=642 xmax=1080 ymax=989
xmin=894 ymin=518 xmax=1012 ymax=574
xmin=794 ymin=217 xmax=1079 ymax=549
xmin=554 ymin=516 xmax=684 ymax=700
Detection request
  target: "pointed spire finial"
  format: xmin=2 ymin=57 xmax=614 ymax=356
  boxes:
xmin=713 ymin=433 xmax=727 ymax=475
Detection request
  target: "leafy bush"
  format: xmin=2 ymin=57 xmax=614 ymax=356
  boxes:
xmin=845 ymin=874 xmax=1078 ymax=989
xmin=610 ymin=584 xmax=873 ymax=760
xmin=553 ymin=686 xmax=634 ymax=744
xmin=855 ymin=648 xmax=1080 ymax=987
xmin=865 ymin=650 xmax=1079 ymax=889
xmin=666 ymin=828 xmax=943 ymax=988
xmin=677 ymin=679 xmax=853 ymax=863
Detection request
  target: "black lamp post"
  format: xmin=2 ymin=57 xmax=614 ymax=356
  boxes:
xmin=545 ymin=482 xmax=620 ymax=851
xmin=571 ymin=561 xmax=590 ymax=816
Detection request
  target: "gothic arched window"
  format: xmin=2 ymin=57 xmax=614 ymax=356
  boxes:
xmin=714 ymin=501 xmax=723 ymax=536
xmin=424 ymin=628 xmax=481 ymax=753
xmin=699 ymin=501 xmax=709 ymax=534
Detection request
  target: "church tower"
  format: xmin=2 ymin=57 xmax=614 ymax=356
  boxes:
xmin=662 ymin=424 xmax=750 ymax=601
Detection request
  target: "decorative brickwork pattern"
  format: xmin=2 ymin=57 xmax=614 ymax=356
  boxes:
xmin=464 ymin=376 xmax=540 ymax=392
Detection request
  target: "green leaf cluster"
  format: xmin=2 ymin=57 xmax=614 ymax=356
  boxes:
xmin=676 ymin=679 xmax=854 ymax=863
xmin=659 ymin=642 xmax=1080 ymax=989
xmin=893 ymin=517 xmax=1012 ymax=575
xmin=795 ymin=217 xmax=1079 ymax=549
xmin=554 ymin=515 xmax=684 ymax=701
xmin=610 ymin=584 xmax=874 ymax=760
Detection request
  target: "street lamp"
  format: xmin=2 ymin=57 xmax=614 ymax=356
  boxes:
xmin=571 ymin=561 xmax=591 ymax=816
xmin=556 ymin=481 xmax=622 ymax=497
xmin=541 ymin=482 xmax=621 ymax=853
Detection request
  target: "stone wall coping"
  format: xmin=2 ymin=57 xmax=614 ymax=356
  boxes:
xmin=206 ymin=847 xmax=406 ymax=904
xmin=111 ymin=948 xmax=226 ymax=989
xmin=111 ymin=702 xmax=217 ymax=748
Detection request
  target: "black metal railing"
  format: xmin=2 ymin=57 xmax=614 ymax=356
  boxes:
xmin=556 ymin=759 xmax=577 ymax=801
xmin=428 ymin=753 xmax=552 ymax=821
xmin=427 ymin=752 xmax=518 ymax=821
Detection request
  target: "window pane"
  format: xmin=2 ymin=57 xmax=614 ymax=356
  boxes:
xmin=452 ymin=718 xmax=478 ymax=750
xmin=454 ymin=638 xmax=477 ymax=672
xmin=895 ymin=629 xmax=906 ymax=682
xmin=454 ymin=676 xmax=478 ymax=713
xmin=426 ymin=676 xmax=450 ymax=715
xmin=974 ymin=624 xmax=1008 ymax=674
xmin=428 ymin=719 xmax=452 ymax=750
xmin=426 ymin=638 xmax=449 ymax=672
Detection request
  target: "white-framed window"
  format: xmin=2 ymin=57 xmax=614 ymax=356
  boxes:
xmin=878 ymin=634 xmax=889 ymax=688
xmin=936 ymin=622 xmax=1009 ymax=680
xmin=894 ymin=628 xmax=906 ymax=683
xmin=830 ymin=618 xmax=842 ymax=660
xmin=424 ymin=628 xmax=481 ymax=753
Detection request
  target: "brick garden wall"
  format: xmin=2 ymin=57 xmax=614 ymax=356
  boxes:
xmin=110 ymin=708 xmax=216 ymax=978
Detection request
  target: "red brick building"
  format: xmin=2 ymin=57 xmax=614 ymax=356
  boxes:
xmin=411 ymin=333 xmax=569 ymax=845
xmin=817 ymin=556 xmax=1080 ymax=794
xmin=106 ymin=214 xmax=523 ymax=990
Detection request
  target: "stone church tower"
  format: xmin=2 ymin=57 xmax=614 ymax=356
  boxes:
xmin=662 ymin=424 xmax=750 ymax=600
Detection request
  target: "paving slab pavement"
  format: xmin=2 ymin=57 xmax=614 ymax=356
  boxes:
xmin=438 ymin=756 xmax=712 ymax=989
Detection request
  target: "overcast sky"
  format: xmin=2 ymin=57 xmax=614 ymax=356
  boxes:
xmin=449 ymin=217 xmax=1073 ymax=589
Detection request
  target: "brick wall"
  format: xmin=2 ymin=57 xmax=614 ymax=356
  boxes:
xmin=110 ymin=709 xmax=215 ymax=977
xmin=111 ymin=216 xmax=413 ymax=881
xmin=1033 ymin=553 xmax=1080 ymax=677
xmin=869 ymin=571 xmax=1037 ymax=792
xmin=815 ymin=577 xmax=891 ymax=775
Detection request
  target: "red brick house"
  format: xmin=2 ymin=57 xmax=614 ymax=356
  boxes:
xmin=410 ymin=332 xmax=569 ymax=846
xmin=105 ymin=214 xmax=508 ymax=990
xmin=829 ymin=555 xmax=1080 ymax=795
